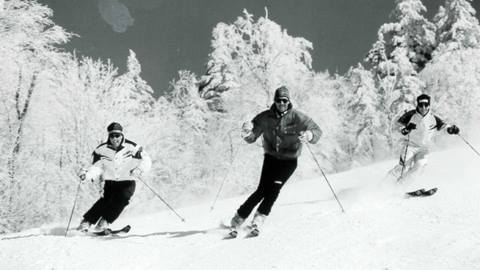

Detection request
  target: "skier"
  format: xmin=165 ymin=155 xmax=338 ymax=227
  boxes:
xmin=229 ymin=86 xmax=322 ymax=236
xmin=76 ymin=122 xmax=152 ymax=232
xmin=388 ymin=94 xmax=459 ymax=188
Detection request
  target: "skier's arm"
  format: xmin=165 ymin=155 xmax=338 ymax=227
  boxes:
xmin=434 ymin=115 xmax=446 ymax=131
xmin=133 ymin=146 xmax=152 ymax=175
xmin=300 ymin=115 xmax=322 ymax=144
xmin=243 ymin=115 xmax=263 ymax=144
xmin=435 ymin=115 xmax=460 ymax=135
xmin=81 ymin=150 xmax=104 ymax=181
xmin=396 ymin=110 xmax=416 ymax=135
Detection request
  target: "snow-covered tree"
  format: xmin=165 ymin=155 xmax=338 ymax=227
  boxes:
xmin=365 ymin=0 xmax=435 ymax=148
xmin=421 ymin=48 xmax=480 ymax=134
xmin=0 ymin=0 xmax=73 ymax=232
xmin=341 ymin=64 xmax=389 ymax=166
xmin=106 ymin=50 xmax=155 ymax=117
xmin=434 ymin=0 xmax=480 ymax=52
xmin=199 ymin=8 xmax=314 ymax=111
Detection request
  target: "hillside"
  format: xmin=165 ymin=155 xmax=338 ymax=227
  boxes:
xmin=1 ymin=145 xmax=479 ymax=270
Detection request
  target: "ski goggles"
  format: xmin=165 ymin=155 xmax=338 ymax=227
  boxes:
xmin=275 ymin=98 xmax=289 ymax=104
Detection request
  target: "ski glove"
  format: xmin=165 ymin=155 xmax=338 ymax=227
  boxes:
xmin=80 ymin=166 xmax=102 ymax=182
xmin=446 ymin=125 xmax=460 ymax=135
xmin=78 ymin=168 xmax=88 ymax=181
xmin=401 ymin=123 xmax=417 ymax=135
xmin=130 ymin=168 xmax=143 ymax=178
xmin=241 ymin=121 xmax=253 ymax=139
xmin=299 ymin=130 xmax=314 ymax=143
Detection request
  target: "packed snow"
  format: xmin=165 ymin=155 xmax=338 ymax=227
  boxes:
xmin=1 ymin=144 xmax=480 ymax=270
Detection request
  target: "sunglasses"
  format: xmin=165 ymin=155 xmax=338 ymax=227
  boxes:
xmin=109 ymin=133 xmax=122 ymax=138
xmin=418 ymin=103 xmax=430 ymax=108
xmin=275 ymin=98 xmax=289 ymax=104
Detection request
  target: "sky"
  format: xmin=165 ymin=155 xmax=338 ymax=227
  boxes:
xmin=39 ymin=0 xmax=480 ymax=96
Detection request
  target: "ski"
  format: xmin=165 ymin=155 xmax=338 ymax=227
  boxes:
xmin=91 ymin=225 xmax=131 ymax=236
xmin=406 ymin=188 xmax=425 ymax=197
xmin=405 ymin=188 xmax=437 ymax=198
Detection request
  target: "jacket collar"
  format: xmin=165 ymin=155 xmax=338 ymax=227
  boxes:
xmin=415 ymin=107 xmax=431 ymax=118
xmin=270 ymin=102 xmax=293 ymax=118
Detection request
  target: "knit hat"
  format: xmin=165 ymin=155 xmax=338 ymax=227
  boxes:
xmin=274 ymin=86 xmax=290 ymax=101
xmin=107 ymin=122 xmax=123 ymax=134
xmin=416 ymin=94 xmax=431 ymax=105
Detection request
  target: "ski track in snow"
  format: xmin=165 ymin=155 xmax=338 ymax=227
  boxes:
xmin=1 ymin=146 xmax=480 ymax=270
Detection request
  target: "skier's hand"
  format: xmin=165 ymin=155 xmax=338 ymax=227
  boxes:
xmin=241 ymin=121 xmax=253 ymax=138
xmin=299 ymin=130 xmax=313 ymax=143
xmin=131 ymin=168 xmax=143 ymax=178
xmin=406 ymin=123 xmax=416 ymax=131
xmin=447 ymin=125 xmax=460 ymax=135
xmin=401 ymin=123 xmax=416 ymax=135
xmin=78 ymin=168 xmax=88 ymax=181
xmin=81 ymin=167 xmax=102 ymax=182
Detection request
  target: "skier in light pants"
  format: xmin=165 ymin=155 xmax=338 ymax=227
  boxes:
xmin=77 ymin=122 xmax=152 ymax=232
xmin=230 ymin=86 xmax=322 ymax=235
xmin=388 ymin=94 xmax=459 ymax=187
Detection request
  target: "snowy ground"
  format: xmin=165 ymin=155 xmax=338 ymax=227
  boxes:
xmin=1 ymin=145 xmax=480 ymax=270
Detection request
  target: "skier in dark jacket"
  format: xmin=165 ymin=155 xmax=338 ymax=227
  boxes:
xmin=230 ymin=86 xmax=322 ymax=235
xmin=76 ymin=122 xmax=152 ymax=232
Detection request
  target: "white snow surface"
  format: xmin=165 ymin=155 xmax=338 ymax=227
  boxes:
xmin=1 ymin=146 xmax=480 ymax=270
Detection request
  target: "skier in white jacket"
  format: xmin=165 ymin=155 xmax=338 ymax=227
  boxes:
xmin=388 ymin=94 xmax=459 ymax=184
xmin=76 ymin=122 xmax=152 ymax=232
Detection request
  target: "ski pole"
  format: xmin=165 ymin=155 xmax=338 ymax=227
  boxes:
xmin=210 ymin=150 xmax=238 ymax=211
xmin=305 ymin=143 xmax=345 ymax=213
xmin=458 ymin=134 xmax=480 ymax=158
xmin=398 ymin=134 xmax=410 ymax=182
xmin=65 ymin=178 xmax=82 ymax=237
xmin=137 ymin=176 xmax=186 ymax=222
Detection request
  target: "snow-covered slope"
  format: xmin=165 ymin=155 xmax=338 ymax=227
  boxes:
xmin=1 ymin=146 xmax=480 ymax=270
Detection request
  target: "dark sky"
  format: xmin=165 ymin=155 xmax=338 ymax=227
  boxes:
xmin=39 ymin=0 xmax=480 ymax=96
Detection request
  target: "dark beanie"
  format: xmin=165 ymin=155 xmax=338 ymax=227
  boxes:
xmin=274 ymin=86 xmax=290 ymax=100
xmin=107 ymin=122 xmax=123 ymax=134
xmin=416 ymin=94 xmax=431 ymax=105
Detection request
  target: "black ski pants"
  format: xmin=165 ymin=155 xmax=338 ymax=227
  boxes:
xmin=237 ymin=154 xmax=297 ymax=218
xmin=83 ymin=180 xmax=136 ymax=224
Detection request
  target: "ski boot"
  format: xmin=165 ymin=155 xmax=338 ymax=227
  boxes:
xmin=76 ymin=219 xmax=91 ymax=232
xmin=228 ymin=212 xmax=245 ymax=238
xmin=248 ymin=212 xmax=266 ymax=237
xmin=93 ymin=218 xmax=110 ymax=233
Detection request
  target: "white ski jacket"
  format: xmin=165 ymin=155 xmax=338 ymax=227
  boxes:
xmin=85 ymin=139 xmax=152 ymax=181
xmin=396 ymin=109 xmax=448 ymax=148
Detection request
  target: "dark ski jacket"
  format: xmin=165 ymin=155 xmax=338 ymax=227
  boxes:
xmin=245 ymin=103 xmax=322 ymax=160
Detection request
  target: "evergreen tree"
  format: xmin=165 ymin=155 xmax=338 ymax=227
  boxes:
xmin=434 ymin=0 xmax=480 ymax=52
xmin=198 ymin=8 xmax=314 ymax=111
xmin=343 ymin=64 xmax=388 ymax=165
xmin=365 ymin=0 xmax=435 ymax=148
xmin=107 ymin=50 xmax=155 ymax=116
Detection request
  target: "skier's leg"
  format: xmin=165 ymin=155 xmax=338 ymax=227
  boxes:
xmin=402 ymin=149 xmax=428 ymax=181
xmin=256 ymin=158 xmax=297 ymax=216
xmin=102 ymin=180 xmax=136 ymax=223
xmin=236 ymin=154 xmax=274 ymax=219
xmin=82 ymin=180 xmax=114 ymax=224
xmin=387 ymin=145 xmax=417 ymax=180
